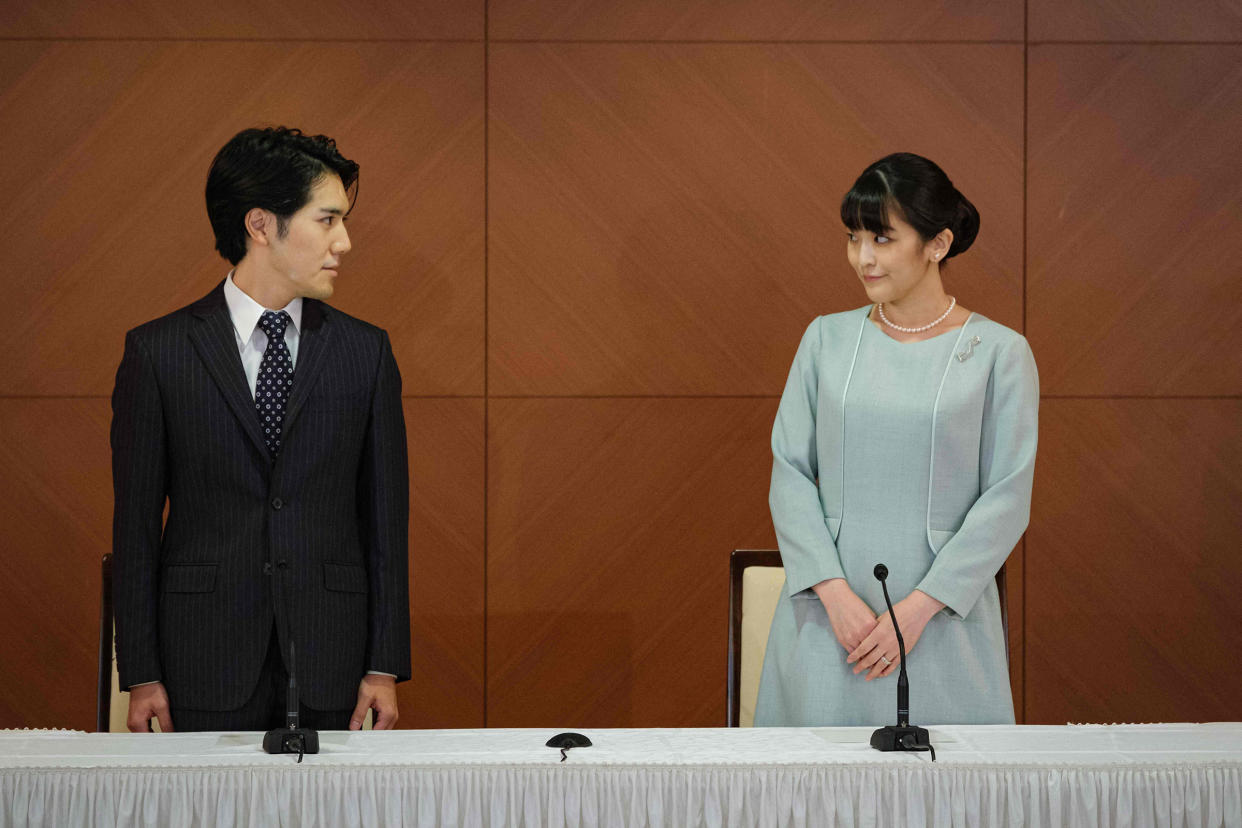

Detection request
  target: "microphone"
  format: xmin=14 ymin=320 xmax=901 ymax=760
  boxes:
xmin=263 ymin=640 xmax=320 ymax=761
xmin=869 ymin=563 xmax=935 ymax=760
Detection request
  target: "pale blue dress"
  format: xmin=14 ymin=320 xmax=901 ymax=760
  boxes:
xmin=755 ymin=307 xmax=1038 ymax=726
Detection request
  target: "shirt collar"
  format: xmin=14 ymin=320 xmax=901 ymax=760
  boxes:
xmin=223 ymin=272 xmax=303 ymax=343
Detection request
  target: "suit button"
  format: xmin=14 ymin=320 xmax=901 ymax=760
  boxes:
xmin=271 ymin=497 xmax=283 ymax=510
xmin=276 ymin=560 xmax=288 ymax=570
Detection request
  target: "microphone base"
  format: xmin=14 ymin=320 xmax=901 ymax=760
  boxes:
xmin=869 ymin=724 xmax=932 ymax=753
xmin=263 ymin=727 xmax=320 ymax=755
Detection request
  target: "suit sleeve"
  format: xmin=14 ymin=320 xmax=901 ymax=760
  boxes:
xmin=357 ymin=331 xmax=411 ymax=680
xmin=916 ymin=336 xmax=1039 ymax=619
xmin=110 ymin=329 xmax=168 ymax=690
xmin=769 ymin=317 xmax=848 ymax=597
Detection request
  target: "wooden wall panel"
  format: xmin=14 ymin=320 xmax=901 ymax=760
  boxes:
xmin=1027 ymin=45 xmax=1242 ymax=396
xmin=2 ymin=1 xmax=1239 ymax=737
xmin=0 ymin=42 xmax=484 ymax=397
xmin=487 ymin=398 xmax=778 ymax=727
xmin=0 ymin=0 xmax=482 ymax=39
xmin=403 ymin=399 xmax=486 ymax=729
xmin=0 ymin=400 xmax=112 ymax=731
xmin=1026 ymin=400 xmax=1242 ymax=724
xmin=490 ymin=44 xmax=1023 ymax=396
xmin=490 ymin=0 xmax=1022 ymax=41
xmin=1030 ymin=0 xmax=1242 ymax=42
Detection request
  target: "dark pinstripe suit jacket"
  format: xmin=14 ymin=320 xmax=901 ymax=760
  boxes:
xmin=111 ymin=282 xmax=411 ymax=711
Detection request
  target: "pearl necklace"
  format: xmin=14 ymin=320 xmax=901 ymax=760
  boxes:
xmin=877 ymin=296 xmax=956 ymax=333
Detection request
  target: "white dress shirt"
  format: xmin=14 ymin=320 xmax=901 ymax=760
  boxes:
xmin=222 ymin=273 xmax=303 ymax=399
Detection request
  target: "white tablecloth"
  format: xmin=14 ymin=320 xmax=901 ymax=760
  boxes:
xmin=2 ymin=724 xmax=1240 ymax=827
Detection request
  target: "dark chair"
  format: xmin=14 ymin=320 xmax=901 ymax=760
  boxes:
xmin=97 ymin=552 xmax=115 ymax=732
xmin=727 ymin=549 xmax=1009 ymax=727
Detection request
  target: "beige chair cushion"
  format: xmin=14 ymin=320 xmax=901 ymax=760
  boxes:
xmin=739 ymin=566 xmax=785 ymax=728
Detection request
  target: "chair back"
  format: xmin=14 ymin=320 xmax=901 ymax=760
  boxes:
xmin=727 ymin=548 xmax=1009 ymax=727
xmin=727 ymin=550 xmax=783 ymax=727
xmin=98 ymin=553 xmax=128 ymax=732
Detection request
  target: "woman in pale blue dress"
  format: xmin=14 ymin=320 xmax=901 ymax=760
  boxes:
xmin=755 ymin=153 xmax=1038 ymax=726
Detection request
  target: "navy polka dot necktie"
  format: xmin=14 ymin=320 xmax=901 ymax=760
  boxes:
xmin=256 ymin=310 xmax=294 ymax=456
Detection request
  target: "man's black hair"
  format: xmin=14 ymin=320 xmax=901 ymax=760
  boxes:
xmin=205 ymin=126 xmax=359 ymax=265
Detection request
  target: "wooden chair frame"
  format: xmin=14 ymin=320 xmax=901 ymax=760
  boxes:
xmin=97 ymin=552 xmax=114 ymax=732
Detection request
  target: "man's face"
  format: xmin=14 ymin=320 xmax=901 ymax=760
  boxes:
xmin=268 ymin=174 xmax=352 ymax=300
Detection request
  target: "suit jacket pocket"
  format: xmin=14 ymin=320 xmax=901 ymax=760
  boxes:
xmin=162 ymin=564 xmax=218 ymax=593
xmin=324 ymin=562 xmax=368 ymax=593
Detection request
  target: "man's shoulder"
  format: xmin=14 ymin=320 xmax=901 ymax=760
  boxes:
xmin=124 ymin=288 xmax=220 ymax=346
xmin=311 ymin=301 xmax=391 ymax=354
xmin=314 ymin=301 xmax=385 ymax=337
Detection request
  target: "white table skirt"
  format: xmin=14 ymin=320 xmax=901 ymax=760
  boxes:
xmin=2 ymin=724 xmax=1240 ymax=827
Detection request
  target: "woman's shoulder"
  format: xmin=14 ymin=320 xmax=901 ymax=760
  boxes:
xmin=964 ymin=313 xmax=1030 ymax=349
xmin=963 ymin=313 xmax=1037 ymax=375
xmin=804 ymin=305 xmax=872 ymax=336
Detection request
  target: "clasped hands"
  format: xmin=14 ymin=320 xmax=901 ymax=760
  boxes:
xmin=812 ymin=578 xmax=944 ymax=680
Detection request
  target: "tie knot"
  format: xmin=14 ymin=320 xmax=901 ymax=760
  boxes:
xmin=259 ymin=310 xmax=291 ymax=338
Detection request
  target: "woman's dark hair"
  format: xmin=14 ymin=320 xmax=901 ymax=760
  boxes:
xmin=205 ymin=126 xmax=360 ymax=265
xmin=839 ymin=152 xmax=979 ymax=260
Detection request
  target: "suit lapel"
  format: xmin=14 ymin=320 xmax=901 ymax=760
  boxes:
xmin=188 ymin=283 xmax=270 ymax=459
xmin=282 ymin=298 xmax=333 ymax=437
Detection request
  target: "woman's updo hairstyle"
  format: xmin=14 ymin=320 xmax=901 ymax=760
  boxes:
xmin=840 ymin=152 xmax=980 ymax=260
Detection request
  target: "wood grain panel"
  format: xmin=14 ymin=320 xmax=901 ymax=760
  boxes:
xmin=1026 ymin=400 xmax=1242 ymax=724
xmin=0 ymin=400 xmax=112 ymax=731
xmin=489 ymin=44 xmax=1024 ymax=396
xmin=0 ymin=0 xmax=482 ymax=39
xmin=490 ymin=0 xmax=1022 ymax=41
xmin=1027 ymin=45 xmax=1242 ymax=396
xmin=1030 ymin=0 xmax=1242 ymax=42
xmin=0 ymin=42 xmax=484 ymax=396
xmin=402 ymin=398 xmax=486 ymax=729
xmin=487 ymin=398 xmax=779 ymax=727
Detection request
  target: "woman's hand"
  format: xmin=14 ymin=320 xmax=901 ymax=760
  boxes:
xmin=813 ymin=578 xmax=879 ymax=653
xmin=847 ymin=590 xmax=946 ymax=680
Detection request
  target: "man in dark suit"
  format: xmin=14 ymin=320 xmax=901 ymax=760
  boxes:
xmin=111 ymin=127 xmax=410 ymax=732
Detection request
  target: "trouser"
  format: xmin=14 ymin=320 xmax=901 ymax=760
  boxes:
xmin=170 ymin=625 xmax=353 ymax=732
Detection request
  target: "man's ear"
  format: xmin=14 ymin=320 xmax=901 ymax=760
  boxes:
xmin=244 ymin=208 xmax=275 ymax=248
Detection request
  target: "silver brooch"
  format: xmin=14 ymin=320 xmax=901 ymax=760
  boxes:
xmin=956 ymin=335 xmax=981 ymax=363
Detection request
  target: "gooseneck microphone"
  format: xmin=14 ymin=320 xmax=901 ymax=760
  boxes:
xmin=869 ymin=563 xmax=936 ymax=761
xmin=873 ymin=564 xmax=911 ymax=726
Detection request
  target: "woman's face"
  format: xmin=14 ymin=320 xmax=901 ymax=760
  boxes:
xmin=845 ymin=209 xmax=942 ymax=305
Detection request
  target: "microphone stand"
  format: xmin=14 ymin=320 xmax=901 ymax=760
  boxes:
xmin=869 ymin=563 xmax=935 ymax=761
xmin=262 ymin=640 xmax=320 ymax=762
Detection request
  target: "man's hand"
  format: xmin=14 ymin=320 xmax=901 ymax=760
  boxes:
xmin=351 ymin=674 xmax=398 ymax=730
xmin=127 ymin=682 xmax=174 ymax=732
